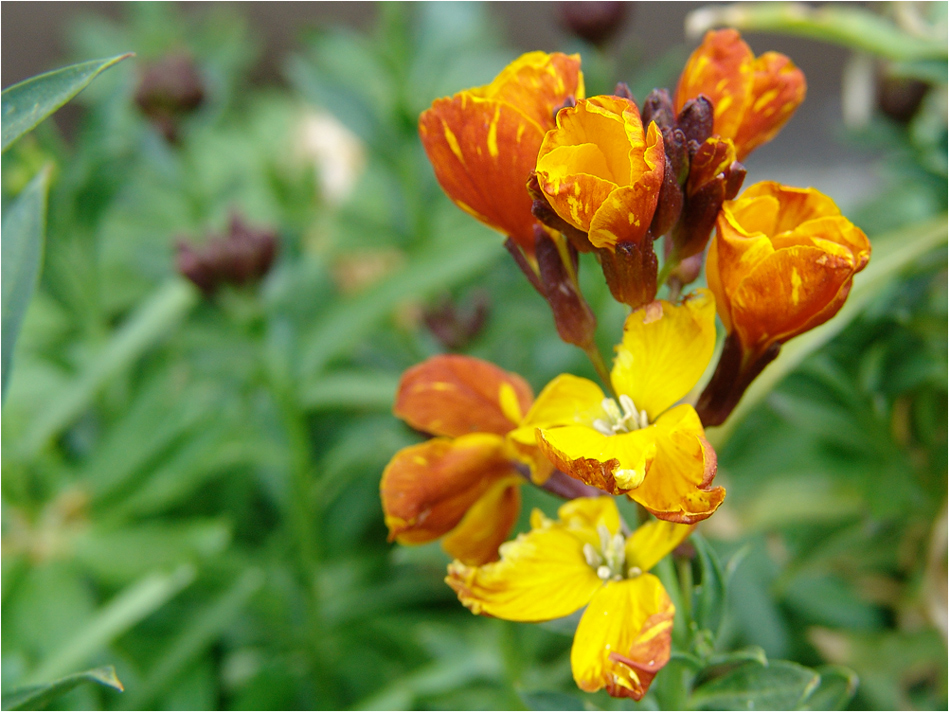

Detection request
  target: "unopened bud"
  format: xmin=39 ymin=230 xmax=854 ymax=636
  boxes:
xmin=613 ymin=82 xmax=634 ymax=101
xmin=649 ymin=148 xmax=684 ymax=238
xmin=536 ymin=232 xmax=597 ymax=348
xmin=641 ymin=89 xmax=675 ymax=130
xmin=423 ymin=291 xmax=490 ymax=351
xmin=676 ymin=96 xmax=714 ymax=149
xmin=598 ymin=242 xmax=658 ymax=310
xmin=135 ymin=53 xmax=205 ymax=143
xmin=558 ymin=1 xmax=629 ymax=47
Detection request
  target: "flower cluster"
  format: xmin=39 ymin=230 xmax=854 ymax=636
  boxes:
xmin=384 ymin=29 xmax=870 ymax=700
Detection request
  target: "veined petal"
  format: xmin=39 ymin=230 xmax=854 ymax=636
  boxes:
xmin=630 ymin=405 xmax=724 ymax=523
xmin=442 ymin=475 xmax=522 ymax=566
xmin=381 ymin=433 xmax=515 ymax=543
xmin=611 ymin=289 xmax=717 ymax=421
xmin=394 ymin=355 xmax=533 ymax=438
xmin=419 ymin=94 xmax=545 ymax=251
xmin=537 ymin=425 xmax=656 ymax=494
xmin=571 ymin=575 xmax=674 ymax=700
xmin=625 ymin=520 xmax=695 ymax=573
xmin=447 ymin=507 xmax=603 ymax=621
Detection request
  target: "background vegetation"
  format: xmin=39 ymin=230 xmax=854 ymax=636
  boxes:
xmin=2 ymin=2 xmax=946 ymax=710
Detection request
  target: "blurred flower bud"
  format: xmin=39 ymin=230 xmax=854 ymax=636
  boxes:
xmin=297 ymin=110 xmax=366 ymax=207
xmin=423 ymin=291 xmax=491 ymax=351
xmin=134 ymin=52 xmax=205 ymax=143
xmin=558 ymin=2 xmax=629 ymax=47
xmin=877 ymin=69 xmax=930 ymax=124
xmin=176 ymin=212 xmax=278 ymax=297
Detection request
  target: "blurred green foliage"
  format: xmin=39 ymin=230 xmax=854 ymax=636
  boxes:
xmin=1 ymin=2 xmax=946 ymax=710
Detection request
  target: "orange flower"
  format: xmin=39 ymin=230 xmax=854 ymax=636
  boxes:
xmin=381 ymin=355 xmax=548 ymax=565
xmin=697 ymin=181 xmax=871 ymax=426
xmin=535 ymin=95 xmax=665 ymax=250
xmin=674 ymin=29 xmax=805 ymax=160
xmin=419 ymin=52 xmax=584 ymax=255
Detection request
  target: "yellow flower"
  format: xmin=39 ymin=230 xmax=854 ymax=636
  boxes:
xmin=674 ymin=29 xmax=806 ymax=161
xmin=510 ymin=290 xmax=724 ymax=523
xmin=448 ymin=497 xmax=692 ymax=700
xmin=535 ymin=95 xmax=666 ymax=250
xmin=419 ymin=52 xmax=584 ymax=256
xmin=381 ymin=355 xmax=550 ymax=565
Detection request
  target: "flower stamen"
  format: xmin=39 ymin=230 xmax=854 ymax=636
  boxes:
xmin=592 ymin=395 xmax=650 ymax=435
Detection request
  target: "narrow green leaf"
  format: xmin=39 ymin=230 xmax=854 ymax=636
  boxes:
xmin=299 ymin=236 xmax=500 ymax=378
xmin=18 ymin=279 xmax=199 ymax=459
xmin=691 ymin=660 xmax=821 ymax=711
xmin=1 ymin=165 xmax=50 ymax=398
xmin=708 ymin=215 xmax=948 ymax=446
xmin=126 ymin=570 xmax=264 ymax=709
xmin=2 ymin=666 xmax=123 ymax=711
xmin=686 ymin=3 xmax=946 ymax=62
xmin=28 ymin=566 xmax=195 ymax=683
xmin=691 ymin=533 xmax=726 ymax=638
xmin=300 ymin=370 xmax=399 ymax=411
xmin=797 ymin=665 xmax=859 ymax=710
xmin=2 ymin=54 xmax=132 ymax=152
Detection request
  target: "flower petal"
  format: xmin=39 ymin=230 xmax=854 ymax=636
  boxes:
xmin=446 ymin=507 xmax=604 ymax=621
xmin=441 ymin=475 xmax=522 ymax=565
xmin=571 ymin=575 xmax=674 ymax=700
xmin=630 ymin=405 xmax=724 ymax=523
xmin=381 ymin=433 xmax=516 ymax=544
xmin=512 ymin=373 xmax=605 ymax=439
xmin=731 ymin=52 xmax=806 ymax=159
xmin=625 ymin=520 xmax=695 ymax=573
xmin=394 ymin=355 xmax=533 ymax=438
xmin=611 ymin=289 xmax=717 ymax=421
xmin=536 ymin=425 xmax=657 ymax=494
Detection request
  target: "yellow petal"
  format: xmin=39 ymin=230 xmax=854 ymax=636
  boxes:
xmin=442 ymin=475 xmax=523 ymax=566
xmin=553 ymin=496 xmax=622 ymax=536
xmin=625 ymin=520 xmax=695 ymax=573
xmin=446 ymin=507 xmax=604 ymax=621
xmin=571 ymin=575 xmax=674 ymax=700
xmin=630 ymin=405 xmax=725 ymax=523
xmin=537 ymin=425 xmax=656 ymax=494
xmin=610 ymin=289 xmax=717 ymax=421
xmin=511 ymin=373 xmax=606 ymax=441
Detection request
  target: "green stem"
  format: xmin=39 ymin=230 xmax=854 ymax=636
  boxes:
xmin=583 ymin=342 xmax=616 ymax=399
xmin=657 ymin=250 xmax=680 ymax=290
xmin=677 ymin=556 xmax=694 ymax=622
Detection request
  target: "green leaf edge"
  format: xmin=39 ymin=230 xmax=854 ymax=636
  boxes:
xmin=1 ymin=666 xmax=124 ymax=711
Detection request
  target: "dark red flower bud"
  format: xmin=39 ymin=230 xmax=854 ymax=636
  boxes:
xmin=598 ymin=242 xmax=658 ymax=311
xmin=535 ymin=231 xmax=597 ymax=348
xmin=676 ymin=96 xmax=714 ymax=149
xmin=134 ymin=53 xmax=205 ymax=142
xmin=641 ymin=89 xmax=676 ymax=131
xmin=423 ymin=291 xmax=491 ymax=351
xmin=557 ymin=1 xmax=629 ymax=47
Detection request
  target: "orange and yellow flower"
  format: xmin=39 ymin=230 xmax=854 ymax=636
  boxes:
xmin=448 ymin=497 xmax=691 ymax=700
xmin=419 ymin=52 xmax=584 ymax=256
xmin=674 ymin=29 xmax=806 ymax=160
xmin=706 ymin=181 xmax=871 ymax=359
xmin=510 ymin=290 xmax=724 ymax=523
xmin=381 ymin=355 xmax=548 ymax=565
xmin=535 ymin=95 xmax=666 ymax=250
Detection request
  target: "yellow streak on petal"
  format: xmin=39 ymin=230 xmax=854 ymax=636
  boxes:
xmin=790 ymin=267 xmax=802 ymax=304
xmin=442 ymin=124 xmax=465 ymax=164
xmin=487 ymin=105 xmax=500 ymax=158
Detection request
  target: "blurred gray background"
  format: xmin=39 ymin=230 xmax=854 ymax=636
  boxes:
xmin=1 ymin=1 xmax=877 ymax=207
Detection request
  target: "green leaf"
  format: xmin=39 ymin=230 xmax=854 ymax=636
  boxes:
xmin=1 ymin=165 xmax=50 ymax=399
xmin=691 ymin=533 xmax=727 ymax=638
xmin=300 ymin=370 xmax=399 ymax=411
xmin=709 ymin=215 xmax=948 ymax=446
xmin=2 ymin=666 xmax=124 ymax=711
xmin=686 ymin=4 xmax=947 ymax=62
xmin=2 ymin=54 xmax=133 ymax=152
xmin=28 ymin=566 xmax=195 ymax=683
xmin=299 ymin=235 xmax=501 ymax=378
xmin=17 ymin=279 xmax=199 ymax=459
xmin=690 ymin=660 xmax=820 ymax=711
xmin=797 ymin=666 xmax=859 ymax=711
xmin=517 ymin=689 xmax=588 ymax=711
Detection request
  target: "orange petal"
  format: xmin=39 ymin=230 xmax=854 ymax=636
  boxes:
xmin=731 ymin=52 xmax=806 ymax=160
xmin=419 ymin=95 xmax=545 ymax=251
xmin=446 ymin=506 xmax=604 ymax=621
xmin=674 ymin=29 xmax=754 ymax=140
xmin=630 ymin=405 xmax=724 ymax=524
xmin=571 ymin=575 xmax=674 ymax=700
xmin=381 ymin=433 xmax=517 ymax=544
xmin=442 ymin=475 xmax=522 ymax=566
xmin=686 ymin=137 xmax=738 ymax=197
xmin=394 ymin=355 xmax=533 ymax=438
xmin=738 ymin=181 xmax=842 ymax=234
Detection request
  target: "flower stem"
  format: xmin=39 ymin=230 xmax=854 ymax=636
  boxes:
xmin=583 ymin=341 xmax=616 ymax=398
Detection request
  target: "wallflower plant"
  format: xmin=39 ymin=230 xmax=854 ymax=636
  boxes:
xmin=383 ymin=26 xmax=871 ymax=704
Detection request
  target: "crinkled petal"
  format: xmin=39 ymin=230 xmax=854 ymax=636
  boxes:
xmin=630 ymin=405 xmax=724 ymax=523
xmin=571 ymin=575 xmax=674 ymax=700
xmin=737 ymin=181 xmax=841 ymax=234
xmin=611 ymin=290 xmax=717 ymax=421
xmin=442 ymin=475 xmax=522 ymax=566
xmin=446 ymin=507 xmax=603 ymax=621
xmin=381 ymin=433 xmax=516 ymax=543
xmin=625 ymin=520 xmax=695 ymax=573
xmin=536 ymin=426 xmax=657 ymax=494
xmin=732 ymin=52 xmax=806 ymax=160
xmin=394 ymin=354 xmax=533 ymax=438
